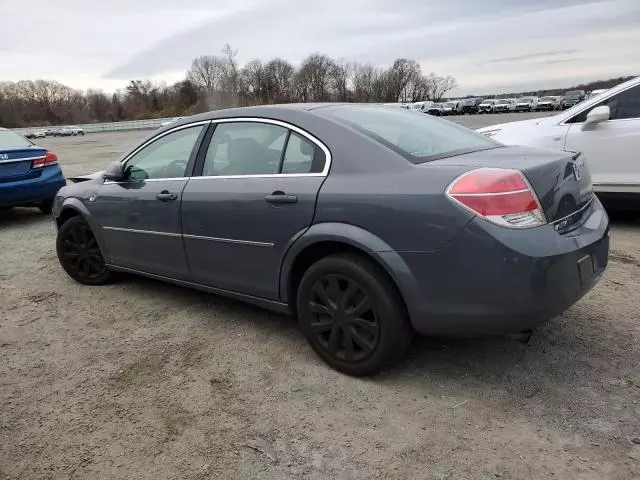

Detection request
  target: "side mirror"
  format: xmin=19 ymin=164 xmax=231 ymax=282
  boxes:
xmin=582 ymin=105 xmax=610 ymax=130
xmin=102 ymin=161 xmax=126 ymax=182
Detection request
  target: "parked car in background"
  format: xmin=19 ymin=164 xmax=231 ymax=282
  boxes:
xmin=588 ymin=89 xmax=608 ymax=98
xmin=514 ymin=97 xmax=538 ymax=112
xmin=536 ymin=96 xmax=563 ymax=111
xmin=426 ymin=103 xmax=444 ymax=115
xmin=52 ymin=104 xmax=609 ymax=376
xmin=411 ymin=101 xmax=434 ymax=113
xmin=68 ymin=126 xmax=85 ymax=136
xmin=477 ymin=75 xmax=640 ymax=206
xmin=478 ymin=99 xmax=498 ymax=113
xmin=441 ymin=101 xmax=461 ymax=115
xmin=461 ymin=98 xmax=484 ymax=114
xmin=24 ymin=130 xmax=47 ymax=139
xmin=160 ymin=116 xmax=185 ymax=127
xmin=494 ymin=98 xmax=517 ymax=113
xmin=562 ymin=90 xmax=586 ymax=109
xmin=52 ymin=127 xmax=74 ymax=137
xmin=0 ymin=128 xmax=66 ymax=213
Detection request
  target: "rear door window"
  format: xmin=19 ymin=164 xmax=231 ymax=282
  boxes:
xmin=281 ymin=132 xmax=325 ymax=174
xmin=202 ymin=122 xmax=325 ymax=176
xmin=203 ymin=122 xmax=287 ymax=176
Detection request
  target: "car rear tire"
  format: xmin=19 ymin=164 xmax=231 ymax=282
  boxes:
xmin=296 ymin=254 xmax=412 ymax=376
xmin=38 ymin=200 xmax=54 ymax=214
xmin=56 ymin=216 xmax=113 ymax=285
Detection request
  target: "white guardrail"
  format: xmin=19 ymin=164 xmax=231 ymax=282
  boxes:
xmin=13 ymin=117 xmax=176 ymax=135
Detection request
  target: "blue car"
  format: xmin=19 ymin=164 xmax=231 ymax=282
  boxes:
xmin=0 ymin=127 xmax=66 ymax=213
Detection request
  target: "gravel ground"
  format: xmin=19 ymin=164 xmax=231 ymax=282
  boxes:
xmin=1 ymin=112 xmax=640 ymax=480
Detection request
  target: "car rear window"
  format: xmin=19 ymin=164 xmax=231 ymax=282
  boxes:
xmin=0 ymin=130 xmax=32 ymax=149
xmin=318 ymin=105 xmax=499 ymax=163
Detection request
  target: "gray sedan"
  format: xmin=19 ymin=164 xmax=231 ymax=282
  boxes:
xmin=53 ymin=104 xmax=609 ymax=376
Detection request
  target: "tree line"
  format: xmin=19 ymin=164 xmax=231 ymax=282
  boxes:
xmin=0 ymin=44 xmax=458 ymax=128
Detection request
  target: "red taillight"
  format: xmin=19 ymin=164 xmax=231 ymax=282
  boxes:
xmin=32 ymin=151 xmax=58 ymax=168
xmin=446 ymin=168 xmax=546 ymax=228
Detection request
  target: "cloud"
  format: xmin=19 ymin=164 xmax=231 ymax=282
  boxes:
xmin=0 ymin=0 xmax=639 ymax=93
xmin=479 ymin=51 xmax=582 ymax=66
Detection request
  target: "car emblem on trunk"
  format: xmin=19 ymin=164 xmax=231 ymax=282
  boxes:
xmin=0 ymin=154 xmax=8 ymax=160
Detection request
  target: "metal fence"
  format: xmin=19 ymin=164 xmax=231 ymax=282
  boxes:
xmin=13 ymin=117 xmax=176 ymax=135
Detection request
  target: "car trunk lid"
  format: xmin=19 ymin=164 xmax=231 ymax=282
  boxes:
xmin=430 ymin=146 xmax=593 ymax=223
xmin=0 ymin=147 xmax=47 ymax=182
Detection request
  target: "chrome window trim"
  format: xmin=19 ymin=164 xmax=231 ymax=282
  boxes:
xmin=120 ymin=120 xmax=212 ymax=166
xmin=558 ymin=81 xmax=640 ymax=126
xmin=202 ymin=117 xmax=332 ymax=177
xmin=103 ymin=177 xmax=188 ymax=184
xmin=115 ymin=116 xmax=332 ymax=180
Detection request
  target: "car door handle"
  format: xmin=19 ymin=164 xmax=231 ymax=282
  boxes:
xmin=264 ymin=191 xmax=298 ymax=204
xmin=156 ymin=191 xmax=178 ymax=202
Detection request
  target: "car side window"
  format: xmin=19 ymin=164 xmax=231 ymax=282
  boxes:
xmin=281 ymin=132 xmax=325 ymax=174
xmin=203 ymin=122 xmax=288 ymax=176
xmin=125 ymin=125 xmax=205 ymax=180
xmin=568 ymin=85 xmax=640 ymax=123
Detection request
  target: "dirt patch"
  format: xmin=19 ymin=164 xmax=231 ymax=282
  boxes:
xmin=609 ymin=249 xmax=640 ymax=268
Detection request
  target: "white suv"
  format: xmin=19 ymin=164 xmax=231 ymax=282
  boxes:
xmin=477 ymin=76 xmax=640 ymax=199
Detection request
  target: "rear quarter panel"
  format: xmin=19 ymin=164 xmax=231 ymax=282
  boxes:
xmin=313 ymin=162 xmax=474 ymax=253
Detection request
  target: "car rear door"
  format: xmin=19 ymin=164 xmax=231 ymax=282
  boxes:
xmin=564 ymin=83 xmax=640 ymax=192
xmin=181 ymin=119 xmax=330 ymax=300
xmin=88 ymin=122 xmax=208 ymax=279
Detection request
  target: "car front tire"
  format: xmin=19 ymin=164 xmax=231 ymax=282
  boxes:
xmin=56 ymin=216 xmax=113 ymax=285
xmin=296 ymin=254 xmax=412 ymax=376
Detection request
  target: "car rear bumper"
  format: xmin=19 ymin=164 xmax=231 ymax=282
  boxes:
xmin=0 ymin=165 xmax=66 ymax=206
xmin=387 ymin=197 xmax=609 ymax=336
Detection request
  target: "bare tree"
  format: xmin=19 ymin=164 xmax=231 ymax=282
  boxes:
xmin=219 ymin=44 xmax=239 ymax=106
xmin=330 ymin=61 xmax=350 ymax=102
xmin=385 ymin=59 xmax=422 ymax=102
xmin=426 ymin=74 xmax=459 ymax=101
xmin=0 ymin=47 xmax=461 ymax=127
xmin=264 ymin=58 xmax=295 ymax=103
xmin=240 ymin=59 xmax=266 ymax=104
xmin=86 ymin=89 xmax=112 ymax=121
xmin=298 ymin=53 xmax=335 ymax=102
xmin=187 ymin=56 xmax=223 ymax=95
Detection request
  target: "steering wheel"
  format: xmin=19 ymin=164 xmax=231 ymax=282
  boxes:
xmin=162 ymin=159 xmax=188 ymax=178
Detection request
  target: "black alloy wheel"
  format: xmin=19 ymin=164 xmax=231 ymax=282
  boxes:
xmin=307 ymin=274 xmax=380 ymax=363
xmin=56 ymin=216 xmax=112 ymax=285
xmin=297 ymin=254 xmax=412 ymax=376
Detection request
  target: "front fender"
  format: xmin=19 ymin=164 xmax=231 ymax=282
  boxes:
xmin=278 ymin=222 xmax=420 ymax=313
xmin=57 ymin=197 xmax=111 ymax=263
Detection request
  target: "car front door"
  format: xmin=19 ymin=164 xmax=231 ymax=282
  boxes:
xmin=181 ymin=119 xmax=330 ymax=300
xmin=564 ymin=84 xmax=640 ymax=192
xmin=89 ymin=122 xmax=208 ymax=279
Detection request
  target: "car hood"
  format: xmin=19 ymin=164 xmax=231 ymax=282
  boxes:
xmin=67 ymin=171 xmax=104 ymax=183
xmin=476 ymin=116 xmax=551 ymax=134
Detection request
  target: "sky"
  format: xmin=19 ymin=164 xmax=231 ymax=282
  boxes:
xmin=1 ymin=0 xmax=639 ymax=95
